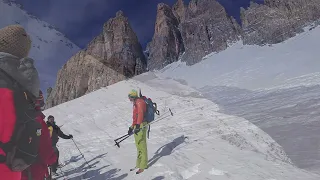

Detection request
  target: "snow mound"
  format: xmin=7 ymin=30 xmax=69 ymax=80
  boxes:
xmin=43 ymin=76 xmax=320 ymax=180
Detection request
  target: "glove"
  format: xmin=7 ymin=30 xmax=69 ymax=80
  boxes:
xmin=68 ymin=134 xmax=73 ymax=139
xmin=134 ymin=124 xmax=141 ymax=135
xmin=128 ymin=127 xmax=133 ymax=135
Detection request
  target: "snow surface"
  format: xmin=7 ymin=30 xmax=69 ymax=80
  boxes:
xmin=157 ymin=24 xmax=320 ymax=173
xmin=43 ymin=77 xmax=320 ymax=180
xmin=158 ymin=25 xmax=320 ymax=91
xmin=0 ymin=0 xmax=80 ymax=91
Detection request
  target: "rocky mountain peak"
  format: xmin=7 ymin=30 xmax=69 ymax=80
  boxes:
xmin=147 ymin=2 xmax=184 ymax=70
xmin=46 ymin=0 xmax=320 ymax=108
xmin=172 ymin=0 xmax=186 ymax=23
xmin=179 ymin=0 xmax=241 ymax=65
xmin=116 ymin=10 xmax=124 ymax=17
xmin=45 ymin=11 xmax=146 ymax=108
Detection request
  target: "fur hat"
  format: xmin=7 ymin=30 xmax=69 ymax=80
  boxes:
xmin=0 ymin=25 xmax=31 ymax=59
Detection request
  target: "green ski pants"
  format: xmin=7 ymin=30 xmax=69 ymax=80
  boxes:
xmin=134 ymin=123 xmax=148 ymax=169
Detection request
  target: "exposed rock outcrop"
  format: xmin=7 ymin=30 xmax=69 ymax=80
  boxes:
xmin=46 ymin=0 xmax=320 ymax=108
xmin=45 ymin=11 xmax=146 ymax=108
xmin=147 ymin=3 xmax=185 ymax=70
xmin=180 ymin=0 xmax=241 ymax=65
xmin=147 ymin=0 xmax=241 ymax=68
xmin=241 ymin=0 xmax=320 ymax=45
xmin=172 ymin=0 xmax=186 ymax=23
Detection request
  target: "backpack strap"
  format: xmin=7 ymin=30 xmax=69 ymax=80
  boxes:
xmin=0 ymin=141 xmax=13 ymax=154
xmin=147 ymin=125 xmax=151 ymax=139
xmin=0 ymin=68 xmax=36 ymax=101
xmin=0 ymin=142 xmax=10 ymax=163
xmin=27 ymin=167 xmax=33 ymax=180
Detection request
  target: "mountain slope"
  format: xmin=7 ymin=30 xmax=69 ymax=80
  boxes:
xmin=0 ymin=0 xmax=81 ymax=91
xmin=43 ymin=75 xmax=320 ymax=180
xmin=159 ymin=24 xmax=320 ymax=90
xmin=158 ymin=24 xmax=320 ymax=173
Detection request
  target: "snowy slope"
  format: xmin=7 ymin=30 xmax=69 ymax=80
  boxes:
xmin=43 ymin=75 xmax=320 ymax=180
xmin=0 ymin=0 xmax=80 ymax=90
xmin=157 ymin=24 xmax=320 ymax=173
xmin=158 ymin=24 xmax=320 ymax=91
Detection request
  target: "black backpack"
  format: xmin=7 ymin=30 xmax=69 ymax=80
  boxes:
xmin=0 ymin=69 xmax=42 ymax=172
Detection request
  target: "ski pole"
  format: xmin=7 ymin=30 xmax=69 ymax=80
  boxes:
xmin=142 ymin=108 xmax=174 ymax=128
xmin=115 ymin=108 xmax=174 ymax=148
xmin=114 ymin=134 xmax=130 ymax=141
xmin=71 ymin=139 xmax=92 ymax=168
xmin=114 ymin=134 xmax=131 ymax=148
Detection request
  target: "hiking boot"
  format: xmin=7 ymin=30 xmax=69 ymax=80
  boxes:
xmin=136 ymin=169 xmax=144 ymax=174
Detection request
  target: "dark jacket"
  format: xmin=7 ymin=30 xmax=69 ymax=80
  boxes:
xmin=0 ymin=52 xmax=40 ymax=180
xmin=21 ymin=112 xmax=57 ymax=180
xmin=47 ymin=122 xmax=72 ymax=146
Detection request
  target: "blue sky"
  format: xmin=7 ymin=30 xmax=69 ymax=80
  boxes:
xmin=13 ymin=0 xmax=263 ymax=95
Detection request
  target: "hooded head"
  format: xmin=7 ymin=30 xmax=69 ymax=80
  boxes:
xmin=0 ymin=25 xmax=31 ymax=59
xmin=0 ymin=25 xmax=39 ymax=97
xmin=47 ymin=115 xmax=55 ymax=125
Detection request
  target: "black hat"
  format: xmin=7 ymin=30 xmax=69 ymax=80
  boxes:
xmin=47 ymin=115 xmax=54 ymax=120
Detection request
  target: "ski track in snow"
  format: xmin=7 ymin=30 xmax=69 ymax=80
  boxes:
xmin=180 ymin=163 xmax=201 ymax=179
xmin=209 ymin=167 xmax=227 ymax=176
xmin=44 ymin=77 xmax=320 ymax=180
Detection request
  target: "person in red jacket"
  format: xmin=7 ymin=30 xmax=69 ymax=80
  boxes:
xmin=127 ymin=89 xmax=148 ymax=174
xmin=21 ymin=90 xmax=58 ymax=180
xmin=0 ymin=25 xmax=40 ymax=180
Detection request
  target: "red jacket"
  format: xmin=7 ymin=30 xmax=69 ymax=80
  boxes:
xmin=132 ymin=98 xmax=146 ymax=127
xmin=0 ymin=89 xmax=21 ymax=180
xmin=21 ymin=112 xmax=57 ymax=180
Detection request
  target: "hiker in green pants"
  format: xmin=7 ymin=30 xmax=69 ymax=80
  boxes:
xmin=134 ymin=122 xmax=148 ymax=171
xmin=128 ymin=89 xmax=148 ymax=174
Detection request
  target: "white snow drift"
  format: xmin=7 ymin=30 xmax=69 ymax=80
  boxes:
xmin=43 ymin=76 xmax=320 ymax=180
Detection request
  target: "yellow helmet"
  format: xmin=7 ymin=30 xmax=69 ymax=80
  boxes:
xmin=128 ymin=89 xmax=138 ymax=99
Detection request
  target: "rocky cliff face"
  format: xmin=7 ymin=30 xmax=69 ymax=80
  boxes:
xmin=45 ymin=11 xmax=146 ymax=108
xmin=147 ymin=3 xmax=185 ymax=70
xmin=241 ymin=0 xmax=320 ymax=45
xmin=180 ymin=0 xmax=241 ymax=65
xmin=47 ymin=0 xmax=320 ymax=108
xmin=172 ymin=0 xmax=186 ymax=23
xmin=147 ymin=0 xmax=241 ymax=68
xmin=147 ymin=0 xmax=320 ymax=68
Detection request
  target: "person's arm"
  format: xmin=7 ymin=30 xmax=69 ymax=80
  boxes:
xmin=56 ymin=126 xmax=72 ymax=139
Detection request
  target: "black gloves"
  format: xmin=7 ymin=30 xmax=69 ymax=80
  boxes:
xmin=68 ymin=134 xmax=73 ymax=139
xmin=134 ymin=124 xmax=140 ymax=135
xmin=128 ymin=124 xmax=141 ymax=135
xmin=128 ymin=127 xmax=133 ymax=135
